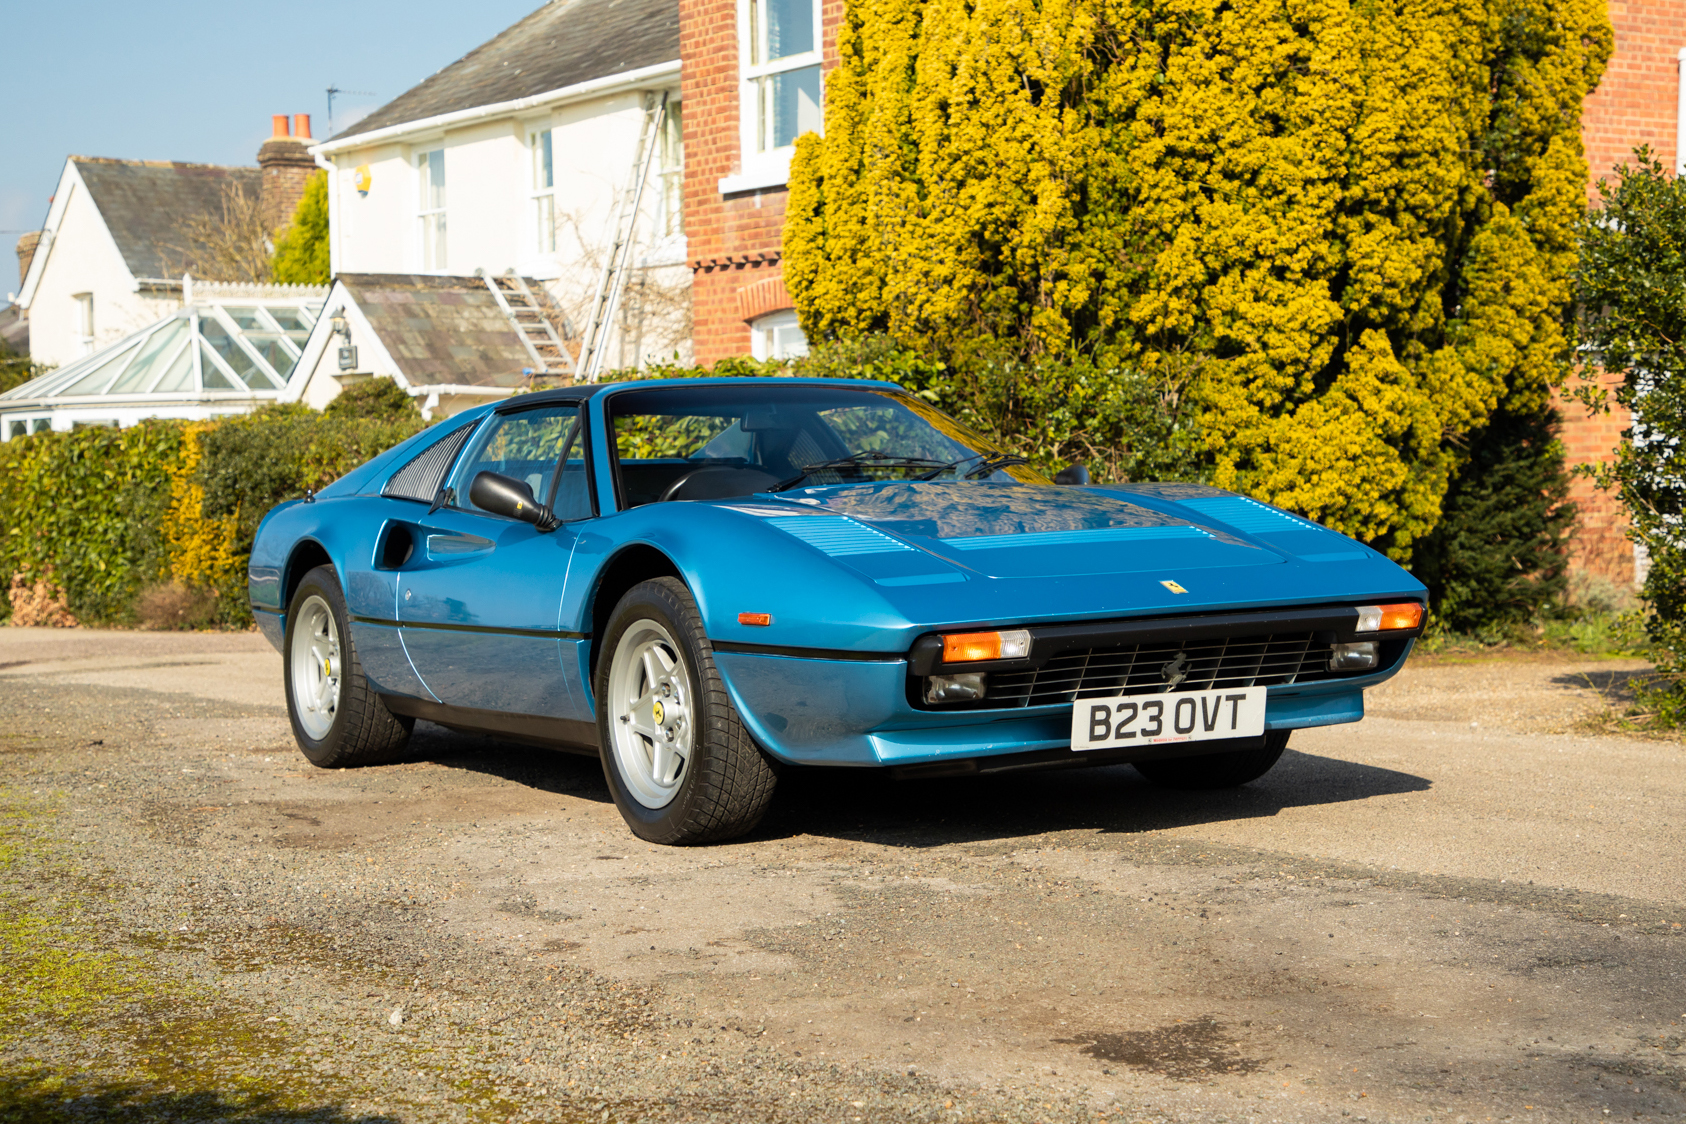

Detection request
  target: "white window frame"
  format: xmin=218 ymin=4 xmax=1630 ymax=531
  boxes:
xmin=416 ymin=147 xmax=447 ymax=271
xmin=656 ymin=101 xmax=685 ymax=241
xmin=749 ymin=309 xmax=809 ymax=361
xmin=529 ymin=128 xmax=557 ymax=255
xmin=73 ymin=292 xmax=94 ymax=356
xmin=724 ymin=0 xmax=824 ymax=194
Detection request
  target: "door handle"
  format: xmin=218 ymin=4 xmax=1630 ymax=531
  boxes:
xmin=425 ymin=532 xmax=495 ymax=559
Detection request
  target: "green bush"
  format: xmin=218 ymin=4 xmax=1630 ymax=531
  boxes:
xmin=1574 ymin=147 xmax=1686 ymax=725
xmin=1411 ymin=405 xmax=1577 ymax=636
xmin=0 ymin=407 xmax=425 ymax=628
xmin=0 ymin=422 xmax=185 ymax=624
xmin=322 ymin=376 xmax=420 ymax=421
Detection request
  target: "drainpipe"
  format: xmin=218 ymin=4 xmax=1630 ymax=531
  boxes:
xmin=313 ymin=149 xmax=340 ymax=277
xmin=1678 ymin=48 xmax=1686 ymax=175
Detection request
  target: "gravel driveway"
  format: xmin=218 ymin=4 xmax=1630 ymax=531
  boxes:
xmin=0 ymin=628 xmax=1681 ymax=1123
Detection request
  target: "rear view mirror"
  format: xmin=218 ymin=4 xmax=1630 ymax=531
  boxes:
xmin=469 ymin=471 xmax=558 ymax=531
xmin=1055 ymin=463 xmax=1090 ymax=486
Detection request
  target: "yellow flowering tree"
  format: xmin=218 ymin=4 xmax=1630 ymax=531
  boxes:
xmin=786 ymin=0 xmax=1610 ymax=556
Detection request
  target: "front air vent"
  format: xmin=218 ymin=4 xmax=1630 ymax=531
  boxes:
xmin=766 ymin=516 xmax=913 ymax=557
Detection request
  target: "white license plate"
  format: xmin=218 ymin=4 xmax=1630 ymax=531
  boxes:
xmin=1070 ymin=686 xmax=1266 ymax=751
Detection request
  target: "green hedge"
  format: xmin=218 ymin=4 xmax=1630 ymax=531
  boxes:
xmin=0 ymin=404 xmax=424 ymax=629
xmin=0 ymin=421 xmax=184 ymax=624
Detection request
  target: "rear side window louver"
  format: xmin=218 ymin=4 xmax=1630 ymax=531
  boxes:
xmin=381 ymin=420 xmax=478 ymax=502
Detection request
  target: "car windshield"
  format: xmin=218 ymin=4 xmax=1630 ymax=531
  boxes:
xmin=608 ymin=383 xmax=1049 ymax=506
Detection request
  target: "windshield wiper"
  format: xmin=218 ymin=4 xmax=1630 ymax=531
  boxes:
xmin=914 ymin=451 xmax=1032 ymax=481
xmin=769 ymin=450 xmax=950 ymax=492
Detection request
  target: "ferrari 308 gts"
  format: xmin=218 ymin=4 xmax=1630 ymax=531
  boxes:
xmin=249 ymin=378 xmax=1426 ymax=843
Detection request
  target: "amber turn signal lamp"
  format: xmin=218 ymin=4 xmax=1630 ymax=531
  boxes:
xmin=738 ymin=612 xmax=772 ymax=626
xmin=1378 ymin=602 xmax=1424 ymax=631
xmin=941 ymin=629 xmax=1031 ymax=663
xmin=1355 ymin=602 xmax=1425 ymax=632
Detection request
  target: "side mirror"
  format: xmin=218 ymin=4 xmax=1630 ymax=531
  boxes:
xmin=1054 ymin=462 xmax=1090 ymax=486
xmin=469 ymin=471 xmax=558 ymax=531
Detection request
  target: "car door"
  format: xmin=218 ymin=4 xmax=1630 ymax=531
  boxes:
xmin=395 ymin=403 xmax=593 ymax=724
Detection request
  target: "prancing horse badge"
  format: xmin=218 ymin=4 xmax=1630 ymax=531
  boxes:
xmin=1160 ymin=580 xmax=1188 ymax=594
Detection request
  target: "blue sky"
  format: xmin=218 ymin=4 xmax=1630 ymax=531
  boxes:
xmin=2 ymin=0 xmax=544 ymax=279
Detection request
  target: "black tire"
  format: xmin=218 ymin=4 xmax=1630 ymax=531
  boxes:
xmin=594 ymin=577 xmax=777 ymax=844
xmin=283 ymin=564 xmax=413 ymax=768
xmin=1132 ymin=729 xmax=1290 ymax=790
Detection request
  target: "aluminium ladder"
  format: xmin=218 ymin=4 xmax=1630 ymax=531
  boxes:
xmin=577 ymin=91 xmax=668 ymax=381
xmin=479 ymin=268 xmax=574 ymax=379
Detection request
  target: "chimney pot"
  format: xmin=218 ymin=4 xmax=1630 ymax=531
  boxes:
xmin=272 ymin=114 xmax=290 ymax=137
xmin=294 ymin=114 xmax=312 ymax=140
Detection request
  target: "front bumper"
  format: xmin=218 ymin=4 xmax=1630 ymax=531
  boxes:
xmin=713 ymin=642 xmax=1406 ymax=769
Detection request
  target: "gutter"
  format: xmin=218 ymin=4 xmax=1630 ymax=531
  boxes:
xmin=309 ymin=60 xmax=682 ymax=157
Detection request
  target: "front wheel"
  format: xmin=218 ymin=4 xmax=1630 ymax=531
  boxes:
xmin=284 ymin=564 xmax=413 ymax=768
xmin=595 ymin=577 xmax=777 ymax=844
xmin=1132 ymin=729 xmax=1290 ymax=790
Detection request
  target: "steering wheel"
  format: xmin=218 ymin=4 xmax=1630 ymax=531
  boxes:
xmin=658 ymin=465 xmax=780 ymax=502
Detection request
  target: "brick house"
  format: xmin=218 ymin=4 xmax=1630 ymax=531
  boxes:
xmin=1559 ymin=4 xmax=1685 ymax=585
xmin=682 ymin=0 xmax=836 ymax=361
xmin=682 ymin=0 xmax=1682 ymax=583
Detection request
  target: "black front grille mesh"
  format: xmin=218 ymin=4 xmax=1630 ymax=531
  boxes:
xmin=986 ymin=633 xmax=1335 ymax=708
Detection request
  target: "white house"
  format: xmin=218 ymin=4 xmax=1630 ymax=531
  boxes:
xmin=14 ymin=119 xmax=318 ymax=371
xmin=14 ymin=158 xmax=258 ymax=369
xmin=310 ymin=0 xmax=687 ymax=386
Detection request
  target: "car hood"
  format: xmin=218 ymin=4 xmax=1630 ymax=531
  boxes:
xmin=770 ymin=481 xmax=1315 ymax=579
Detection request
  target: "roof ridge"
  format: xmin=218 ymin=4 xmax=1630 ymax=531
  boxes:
xmin=71 ymin=156 xmax=256 ymax=172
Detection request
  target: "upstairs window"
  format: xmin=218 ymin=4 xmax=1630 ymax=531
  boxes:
xmin=416 ymin=148 xmax=446 ymax=270
xmin=530 ymin=129 xmax=556 ymax=254
xmin=657 ymin=103 xmax=685 ymax=239
xmin=73 ymin=293 xmax=94 ymax=356
xmin=741 ymin=0 xmax=821 ymax=158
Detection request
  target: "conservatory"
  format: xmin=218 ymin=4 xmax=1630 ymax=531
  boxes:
xmin=0 ymin=283 xmax=326 ymax=440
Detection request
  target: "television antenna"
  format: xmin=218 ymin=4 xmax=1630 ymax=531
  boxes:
xmin=326 ymin=86 xmax=377 ymax=135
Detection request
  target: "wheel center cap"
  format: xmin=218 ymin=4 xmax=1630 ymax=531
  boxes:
xmin=652 ymin=699 xmax=665 ymax=725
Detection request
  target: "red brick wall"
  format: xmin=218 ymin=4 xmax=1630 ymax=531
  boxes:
xmin=1558 ymin=2 xmax=1682 ymax=583
xmin=682 ymin=0 xmax=844 ymax=361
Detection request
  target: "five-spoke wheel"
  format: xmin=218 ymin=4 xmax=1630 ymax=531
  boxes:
xmin=288 ymin=593 xmax=342 ymax=740
xmin=283 ymin=564 xmax=413 ymax=768
xmin=595 ymin=577 xmax=777 ymax=844
xmin=605 ymin=618 xmax=694 ymax=808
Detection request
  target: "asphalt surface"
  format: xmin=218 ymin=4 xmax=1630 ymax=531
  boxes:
xmin=0 ymin=627 xmax=1681 ymax=1123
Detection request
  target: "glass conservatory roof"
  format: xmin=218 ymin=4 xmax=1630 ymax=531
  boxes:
xmin=1 ymin=300 xmax=321 ymax=404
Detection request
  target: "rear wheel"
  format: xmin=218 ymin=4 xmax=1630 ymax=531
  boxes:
xmin=1132 ymin=729 xmax=1290 ymax=790
xmin=284 ymin=565 xmax=413 ymax=768
xmin=596 ymin=577 xmax=777 ymax=844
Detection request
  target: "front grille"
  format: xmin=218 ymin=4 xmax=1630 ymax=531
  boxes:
xmin=985 ymin=633 xmax=1336 ymax=708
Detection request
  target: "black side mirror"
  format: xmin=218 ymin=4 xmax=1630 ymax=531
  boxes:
xmin=469 ymin=471 xmax=558 ymax=531
xmin=1055 ymin=462 xmax=1090 ymax=486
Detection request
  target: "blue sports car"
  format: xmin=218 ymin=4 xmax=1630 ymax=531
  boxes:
xmin=249 ymin=377 xmax=1427 ymax=844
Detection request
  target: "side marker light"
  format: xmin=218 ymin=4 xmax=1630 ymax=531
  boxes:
xmin=738 ymin=612 xmax=772 ymax=626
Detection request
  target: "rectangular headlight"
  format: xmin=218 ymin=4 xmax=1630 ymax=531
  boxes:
xmin=925 ymin=673 xmax=988 ymax=703
xmin=1329 ymin=641 xmax=1378 ymax=671
xmin=941 ymin=629 xmax=1030 ymax=662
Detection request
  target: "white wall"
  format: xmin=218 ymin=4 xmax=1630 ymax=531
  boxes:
xmin=26 ymin=170 xmax=177 ymax=368
xmin=323 ymin=84 xmax=691 ymax=371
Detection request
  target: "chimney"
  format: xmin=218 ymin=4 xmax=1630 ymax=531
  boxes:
xmin=257 ymin=113 xmax=317 ymax=232
xmin=16 ymin=231 xmax=42 ymax=289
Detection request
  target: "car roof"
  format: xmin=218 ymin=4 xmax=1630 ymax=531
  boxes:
xmin=494 ymin=376 xmax=905 ymax=413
